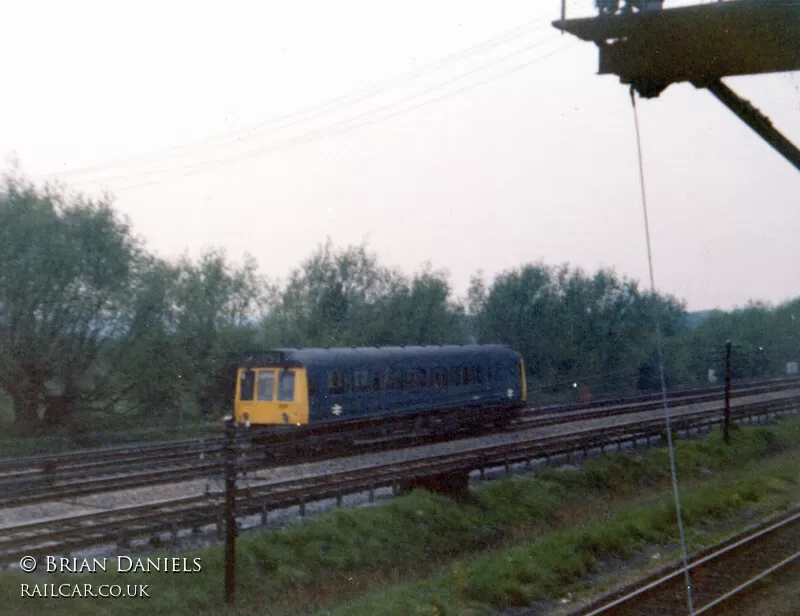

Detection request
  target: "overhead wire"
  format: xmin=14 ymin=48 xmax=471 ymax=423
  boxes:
xmin=629 ymin=86 xmax=695 ymax=615
xmin=77 ymin=38 xmax=577 ymax=192
xmin=36 ymin=15 xmax=555 ymax=182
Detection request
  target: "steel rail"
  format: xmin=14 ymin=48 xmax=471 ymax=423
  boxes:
xmin=1 ymin=378 xmax=795 ymax=483
xmin=3 ymin=377 xmax=796 ymax=477
xmin=1 ymin=398 xmax=796 ymax=567
xmin=0 ymin=385 xmax=794 ymax=508
xmin=1 ymin=387 xmax=798 ymax=509
xmin=572 ymin=507 xmax=800 ymax=616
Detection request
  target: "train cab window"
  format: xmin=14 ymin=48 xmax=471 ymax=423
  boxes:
xmin=277 ymin=371 xmax=295 ymax=401
xmin=239 ymin=370 xmax=255 ymax=401
xmin=328 ymin=371 xmax=344 ymax=395
xmin=257 ymin=370 xmax=275 ymax=401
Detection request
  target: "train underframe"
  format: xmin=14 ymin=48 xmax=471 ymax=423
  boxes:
xmin=243 ymin=403 xmax=524 ymax=463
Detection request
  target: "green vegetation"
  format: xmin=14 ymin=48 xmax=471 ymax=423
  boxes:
xmin=2 ymin=169 xmax=798 ymax=440
xmin=1 ymin=417 xmax=798 ymax=615
xmin=0 ymin=172 xmax=264 ymax=439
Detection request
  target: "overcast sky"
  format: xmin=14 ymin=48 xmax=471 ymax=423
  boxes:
xmin=2 ymin=0 xmax=798 ymax=312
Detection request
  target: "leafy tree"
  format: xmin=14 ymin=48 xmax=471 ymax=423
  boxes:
xmin=171 ymin=250 xmax=265 ymax=416
xmin=687 ymin=299 xmax=800 ymax=382
xmin=470 ymin=262 xmax=688 ymax=396
xmin=261 ymin=241 xmax=466 ymax=348
xmin=0 ymin=174 xmax=143 ymax=432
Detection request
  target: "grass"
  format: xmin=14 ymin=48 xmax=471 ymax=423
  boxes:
xmin=0 ymin=391 xmax=13 ymax=431
xmin=321 ymin=456 xmax=799 ymax=616
xmin=0 ymin=416 xmax=798 ymax=615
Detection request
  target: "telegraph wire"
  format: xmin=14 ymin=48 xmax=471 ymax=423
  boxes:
xmin=630 ymin=87 xmax=695 ymax=615
xmin=81 ymin=39 xmax=577 ymax=192
xmin=35 ymin=15 xmax=554 ymax=181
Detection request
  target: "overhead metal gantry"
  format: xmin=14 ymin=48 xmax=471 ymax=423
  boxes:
xmin=553 ymin=0 xmax=800 ymax=171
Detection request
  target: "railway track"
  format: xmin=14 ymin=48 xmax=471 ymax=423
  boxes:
xmin=4 ymin=377 xmax=795 ymax=476
xmin=567 ymin=506 xmax=800 ymax=616
xmin=1 ymin=379 xmax=797 ymax=508
xmin=4 ymin=378 xmax=793 ymax=478
xmin=1 ymin=395 xmax=796 ymax=568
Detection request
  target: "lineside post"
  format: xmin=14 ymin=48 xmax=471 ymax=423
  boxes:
xmin=724 ymin=340 xmax=732 ymax=444
xmin=224 ymin=416 xmax=237 ymax=604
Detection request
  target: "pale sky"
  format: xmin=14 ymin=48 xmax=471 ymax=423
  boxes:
xmin=2 ymin=0 xmax=798 ymax=312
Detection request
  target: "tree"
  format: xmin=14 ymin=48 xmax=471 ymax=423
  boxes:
xmin=686 ymin=299 xmax=800 ymax=382
xmin=171 ymin=250 xmax=265 ymax=416
xmin=261 ymin=241 xmax=466 ymax=348
xmin=470 ymin=262 xmax=688 ymax=396
xmin=0 ymin=174 xmax=142 ymax=432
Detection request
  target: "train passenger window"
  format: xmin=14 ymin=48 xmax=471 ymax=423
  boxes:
xmin=417 ymin=368 xmax=428 ymax=388
xmin=372 ymin=372 xmax=383 ymax=391
xmin=475 ymin=366 xmax=483 ymax=383
xmin=239 ymin=370 xmax=255 ymax=401
xmin=308 ymin=377 xmax=317 ymax=397
xmin=355 ymin=370 xmax=370 ymax=392
xmin=393 ymin=370 xmax=405 ymax=390
xmin=434 ymin=368 xmax=447 ymax=388
xmin=466 ymin=366 xmax=476 ymax=385
xmin=406 ymin=369 xmax=417 ymax=389
xmin=328 ymin=371 xmax=344 ymax=395
xmin=449 ymin=367 xmax=461 ymax=386
xmin=257 ymin=370 xmax=275 ymax=401
xmin=343 ymin=372 xmax=352 ymax=393
xmin=277 ymin=371 xmax=295 ymax=401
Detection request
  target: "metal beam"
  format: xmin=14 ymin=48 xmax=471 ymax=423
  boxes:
xmin=553 ymin=0 xmax=800 ymax=96
xmin=703 ymin=79 xmax=800 ymax=173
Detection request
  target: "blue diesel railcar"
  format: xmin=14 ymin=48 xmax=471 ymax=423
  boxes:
xmin=235 ymin=345 xmax=526 ymax=427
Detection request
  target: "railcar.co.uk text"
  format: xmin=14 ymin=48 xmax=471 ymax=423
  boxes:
xmin=17 ymin=555 xmax=203 ymax=599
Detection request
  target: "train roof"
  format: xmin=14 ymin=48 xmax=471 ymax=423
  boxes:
xmin=239 ymin=345 xmax=520 ymax=368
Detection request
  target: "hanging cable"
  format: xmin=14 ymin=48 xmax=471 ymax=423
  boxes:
xmin=629 ymin=85 xmax=695 ymax=615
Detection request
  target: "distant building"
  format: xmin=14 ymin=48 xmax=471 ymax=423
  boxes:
xmin=788 ymin=362 xmax=799 ymax=375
